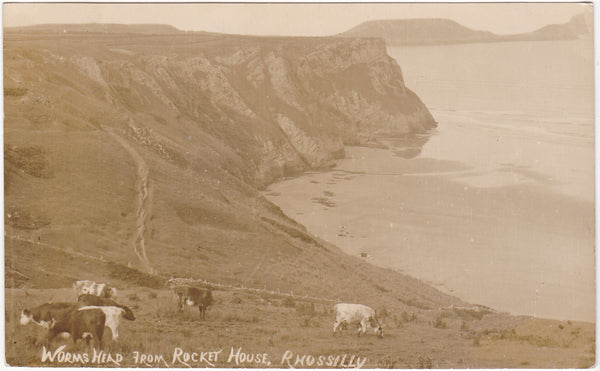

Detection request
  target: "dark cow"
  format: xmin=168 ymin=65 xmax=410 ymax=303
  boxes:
xmin=173 ymin=286 xmax=214 ymax=320
xmin=70 ymin=308 xmax=106 ymax=347
xmin=20 ymin=303 xmax=106 ymax=347
xmin=77 ymin=294 xmax=136 ymax=320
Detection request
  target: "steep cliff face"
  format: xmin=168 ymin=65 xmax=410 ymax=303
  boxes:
xmin=5 ymin=29 xmax=434 ymax=187
xmin=4 ymin=26 xmax=445 ymax=308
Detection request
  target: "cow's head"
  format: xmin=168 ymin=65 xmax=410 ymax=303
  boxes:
xmin=375 ymin=325 xmax=383 ymax=338
xmin=120 ymin=306 xmax=136 ymax=321
xmin=20 ymin=309 xmax=32 ymax=325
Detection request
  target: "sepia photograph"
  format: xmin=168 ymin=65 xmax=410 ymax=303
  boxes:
xmin=2 ymin=1 xmax=596 ymax=368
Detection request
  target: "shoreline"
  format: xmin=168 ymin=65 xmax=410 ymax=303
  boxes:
xmin=265 ymin=112 xmax=595 ymax=323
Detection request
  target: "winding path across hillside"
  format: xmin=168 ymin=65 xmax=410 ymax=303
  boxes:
xmin=103 ymin=126 xmax=153 ymax=274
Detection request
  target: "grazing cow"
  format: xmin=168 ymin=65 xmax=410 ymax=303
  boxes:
xmin=20 ymin=303 xmax=77 ymax=332
xmin=20 ymin=303 xmax=105 ymax=347
xmin=333 ymin=303 xmax=383 ymax=338
xmin=77 ymin=294 xmax=135 ymax=320
xmin=73 ymin=280 xmax=117 ymax=299
xmin=173 ymin=286 xmax=213 ymax=319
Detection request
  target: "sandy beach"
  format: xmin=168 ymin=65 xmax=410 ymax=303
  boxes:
xmin=265 ymin=108 xmax=595 ymax=322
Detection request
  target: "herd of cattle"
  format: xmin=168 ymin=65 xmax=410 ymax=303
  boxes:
xmin=19 ymin=280 xmax=384 ymax=349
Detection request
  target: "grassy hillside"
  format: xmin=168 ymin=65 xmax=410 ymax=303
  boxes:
xmin=4 ymin=24 xmax=439 ymax=304
xmin=5 ymin=288 xmax=595 ymax=368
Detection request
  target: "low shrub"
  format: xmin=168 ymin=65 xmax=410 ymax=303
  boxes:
xmin=377 ymin=355 xmax=397 ymax=369
xmin=431 ymin=315 xmax=448 ymax=329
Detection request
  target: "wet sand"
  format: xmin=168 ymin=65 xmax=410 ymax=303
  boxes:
xmin=266 ymin=110 xmax=595 ymax=322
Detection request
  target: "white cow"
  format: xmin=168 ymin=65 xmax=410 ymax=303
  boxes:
xmin=73 ymin=280 xmax=117 ymax=299
xmin=78 ymin=306 xmax=126 ymax=341
xmin=333 ymin=303 xmax=383 ymax=338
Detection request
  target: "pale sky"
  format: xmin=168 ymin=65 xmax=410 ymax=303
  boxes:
xmin=2 ymin=2 xmax=593 ymax=36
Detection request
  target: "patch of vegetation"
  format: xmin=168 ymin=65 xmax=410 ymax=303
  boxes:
xmin=261 ymin=216 xmax=323 ymax=247
xmin=415 ymin=354 xmax=433 ymax=368
xmin=176 ymin=205 xmax=251 ymax=231
xmin=587 ymin=339 xmax=595 ymax=353
xmin=108 ymin=263 xmax=164 ymax=288
xmin=5 ymin=264 xmax=30 ymax=288
xmin=295 ymin=302 xmax=316 ymax=317
xmin=281 ymin=297 xmax=295 ymax=308
xmin=397 ymin=296 xmax=431 ymax=310
xmin=5 ymin=207 xmax=50 ymax=230
xmin=377 ymin=355 xmax=397 ymax=368
xmin=393 ymin=311 xmax=418 ymax=327
xmin=300 ymin=317 xmax=312 ymax=327
xmin=220 ymin=311 xmax=259 ymax=323
xmin=479 ymin=328 xmax=560 ymax=348
xmin=374 ymin=284 xmax=389 ymax=293
xmin=402 ymin=311 xmax=418 ymax=323
xmin=514 ymin=334 xmax=558 ymax=347
xmin=431 ymin=315 xmax=448 ymax=329
xmin=451 ymin=306 xmax=494 ymax=320
xmin=126 ymin=126 xmax=189 ymax=168
xmin=5 ymin=144 xmax=53 ymax=179
xmin=377 ymin=306 xmax=390 ymax=318
xmin=4 ymin=87 xmax=28 ymax=97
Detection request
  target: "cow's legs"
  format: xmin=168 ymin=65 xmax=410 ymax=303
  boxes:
xmin=198 ymin=306 xmax=206 ymax=320
xmin=109 ymin=324 xmax=119 ymax=341
xmin=334 ymin=319 xmax=348 ymax=335
xmin=358 ymin=319 xmax=368 ymax=337
xmin=176 ymin=294 xmax=185 ymax=312
xmin=333 ymin=320 xmax=342 ymax=335
xmin=92 ymin=325 xmax=104 ymax=349
xmin=46 ymin=328 xmax=60 ymax=347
